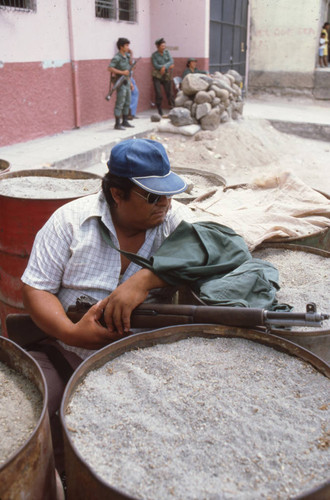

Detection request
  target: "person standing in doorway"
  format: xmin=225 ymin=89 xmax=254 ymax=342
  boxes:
xmin=321 ymin=23 xmax=329 ymax=68
xmin=319 ymin=32 xmax=326 ymax=67
xmin=109 ymin=38 xmax=135 ymax=130
xmin=151 ymin=38 xmax=174 ymax=116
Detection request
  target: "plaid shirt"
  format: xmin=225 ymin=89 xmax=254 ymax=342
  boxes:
xmin=22 ymin=191 xmax=192 ymax=359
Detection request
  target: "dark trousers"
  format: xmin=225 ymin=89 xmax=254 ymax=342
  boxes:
xmin=153 ymin=76 xmax=174 ymax=110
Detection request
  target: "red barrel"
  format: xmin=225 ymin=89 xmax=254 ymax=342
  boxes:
xmin=0 ymin=169 xmax=101 ymax=335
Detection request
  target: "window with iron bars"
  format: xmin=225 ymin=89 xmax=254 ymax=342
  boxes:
xmin=95 ymin=0 xmax=137 ymax=22
xmin=0 ymin=0 xmax=35 ymax=10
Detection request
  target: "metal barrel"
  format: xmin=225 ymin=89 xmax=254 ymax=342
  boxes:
xmin=252 ymin=244 xmax=330 ymax=364
xmin=0 ymin=159 xmax=10 ymax=176
xmin=0 ymin=336 xmax=58 ymax=500
xmin=0 ymin=169 xmax=101 ymax=335
xmin=60 ymin=324 xmax=330 ymax=500
xmin=172 ymin=167 xmax=226 ymax=204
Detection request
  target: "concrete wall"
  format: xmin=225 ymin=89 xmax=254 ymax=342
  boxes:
xmin=248 ymin=0 xmax=325 ymax=95
xmin=0 ymin=0 xmax=209 ymax=147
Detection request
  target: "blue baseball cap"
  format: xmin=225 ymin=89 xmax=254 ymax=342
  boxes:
xmin=107 ymin=138 xmax=187 ymax=195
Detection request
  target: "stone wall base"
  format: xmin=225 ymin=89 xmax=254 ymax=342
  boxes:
xmin=248 ymin=70 xmax=330 ymax=100
xmin=248 ymin=70 xmax=315 ymax=98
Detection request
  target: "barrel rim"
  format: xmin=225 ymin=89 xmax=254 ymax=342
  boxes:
xmin=60 ymin=325 xmax=330 ymax=500
xmin=0 ymin=336 xmax=49 ymax=470
xmin=0 ymin=159 xmax=10 ymax=175
xmin=0 ymin=168 xmax=102 ymax=201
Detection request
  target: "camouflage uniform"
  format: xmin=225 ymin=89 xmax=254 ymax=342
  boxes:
xmin=109 ymin=51 xmax=131 ymax=117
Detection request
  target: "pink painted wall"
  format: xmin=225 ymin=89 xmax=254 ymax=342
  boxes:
xmin=0 ymin=0 xmax=209 ymax=147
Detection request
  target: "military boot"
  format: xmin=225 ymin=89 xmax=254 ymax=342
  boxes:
xmin=122 ymin=115 xmax=134 ymax=128
xmin=114 ymin=117 xmax=125 ymax=130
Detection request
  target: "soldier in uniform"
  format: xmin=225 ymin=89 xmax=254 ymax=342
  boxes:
xmin=151 ymin=38 xmax=174 ymax=116
xmin=109 ymin=37 xmax=135 ymax=130
xmin=182 ymin=58 xmax=208 ymax=79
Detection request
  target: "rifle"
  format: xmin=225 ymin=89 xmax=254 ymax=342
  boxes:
xmin=105 ymin=57 xmax=141 ymax=101
xmin=5 ymin=294 xmax=329 ymax=348
xmin=66 ymin=296 xmax=329 ymax=330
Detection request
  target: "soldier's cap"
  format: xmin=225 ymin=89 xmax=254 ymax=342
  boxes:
xmin=107 ymin=139 xmax=187 ymax=196
xmin=187 ymin=58 xmax=197 ymax=63
xmin=155 ymin=37 xmax=166 ymax=46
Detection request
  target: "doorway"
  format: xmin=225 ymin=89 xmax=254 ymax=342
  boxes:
xmin=209 ymin=0 xmax=249 ymax=79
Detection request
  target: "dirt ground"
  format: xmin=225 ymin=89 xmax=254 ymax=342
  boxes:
xmin=146 ymin=117 xmax=330 ymax=196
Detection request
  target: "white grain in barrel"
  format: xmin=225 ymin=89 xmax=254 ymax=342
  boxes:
xmin=253 ymin=248 xmax=329 ymax=316
xmin=0 ymin=177 xmax=101 ymax=199
xmin=0 ymin=361 xmax=43 ymax=465
xmin=66 ymin=337 xmax=330 ymax=500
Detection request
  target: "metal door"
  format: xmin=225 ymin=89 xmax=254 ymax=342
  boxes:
xmin=209 ymin=0 xmax=249 ymax=78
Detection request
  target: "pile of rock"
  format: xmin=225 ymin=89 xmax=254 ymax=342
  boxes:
xmin=169 ymin=69 xmax=243 ymax=131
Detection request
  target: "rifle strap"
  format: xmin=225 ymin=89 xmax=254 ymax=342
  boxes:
xmin=98 ymin=219 xmax=154 ymax=271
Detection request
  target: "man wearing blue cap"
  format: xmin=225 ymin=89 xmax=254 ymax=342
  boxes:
xmin=22 ymin=138 xmax=188 ymax=353
xmin=20 ymin=138 xmax=189 ymax=475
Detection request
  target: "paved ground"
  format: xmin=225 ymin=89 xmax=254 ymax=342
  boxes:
xmin=0 ymin=96 xmax=329 ymax=177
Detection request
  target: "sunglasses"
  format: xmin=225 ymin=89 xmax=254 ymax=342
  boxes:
xmin=132 ymin=189 xmax=170 ymax=205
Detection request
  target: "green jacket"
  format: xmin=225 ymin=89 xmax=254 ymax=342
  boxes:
xmin=99 ymin=220 xmax=291 ymax=311
xmin=152 ymin=49 xmax=174 ymax=79
xmin=109 ymin=52 xmax=131 ymax=83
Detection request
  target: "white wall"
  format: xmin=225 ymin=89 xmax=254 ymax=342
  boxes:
xmin=249 ymin=0 xmax=323 ymax=73
xmin=0 ymin=1 xmax=70 ymax=64
xmin=70 ymin=0 xmax=152 ymax=60
xmin=150 ymin=0 xmax=209 ymax=58
xmin=0 ymin=0 xmax=152 ymax=64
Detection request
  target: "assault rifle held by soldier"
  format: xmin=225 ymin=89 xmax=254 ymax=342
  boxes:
xmin=105 ymin=57 xmax=141 ymax=101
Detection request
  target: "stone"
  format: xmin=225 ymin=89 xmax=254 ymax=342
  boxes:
xmin=191 ymin=102 xmax=197 ymax=117
xmin=216 ymin=88 xmax=229 ymax=101
xmin=175 ymin=92 xmax=190 ymax=107
xmin=208 ymin=90 xmax=216 ymax=99
xmin=196 ymin=102 xmax=212 ymax=120
xmin=220 ymin=111 xmax=230 ymax=123
xmin=232 ymin=101 xmax=244 ymax=114
xmin=232 ymin=83 xmax=242 ymax=96
xmin=200 ymin=108 xmax=221 ymax=130
xmin=168 ymin=107 xmax=194 ymax=126
xmin=183 ymin=100 xmax=193 ymax=111
xmin=226 ymin=69 xmax=243 ymax=85
xmin=225 ymin=74 xmax=235 ymax=85
xmin=181 ymin=73 xmax=210 ymax=96
xmin=151 ymin=114 xmax=162 ymax=122
xmin=213 ymin=78 xmax=234 ymax=95
xmin=211 ymin=97 xmax=221 ymax=107
xmin=194 ymin=91 xmax=212 ymax=104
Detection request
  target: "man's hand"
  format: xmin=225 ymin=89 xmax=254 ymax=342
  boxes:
xmin=160 ymin=66 xmax=166 ymax=75
xmin=66 ymin=301 xmax=122 ymax=349
xmin=122 ymin=69 xmax=130 ymax=76
xmin=102 ymin=269 xmax=168 ymax=336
